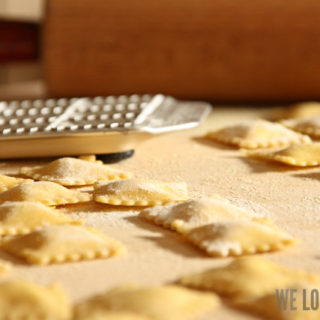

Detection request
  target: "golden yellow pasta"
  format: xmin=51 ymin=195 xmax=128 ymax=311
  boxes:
xmin=139 ymin=197 xmax=266 ymax=232
xmin=238 ymin=285 xmax=320 ymax=320
xmin=20 ymin=157 xmax=133 ymax=186
xmin=93 ymin=179 xmax=189 ymax=206
xmin=0 ymin=279 xmax=71 ymax=320
xmin=0 ymin=260 xmax=11 ymax=274
xmin=74 ymin=285 xmax=220 ymax=320
xmin=206 ymin=119 xmax=311 ymax=149
xmin=245 ymin=143 xmax=320 ymax=167
xmin=182 ymin=220 xmax=294 ymax=257
xmin=0 ymin=201 xmax=82 ymax=236
xmin=75 ymin=312 xmax=152 ymax=320
xmin=281 ymin=116 xmax=320 ymax=139
xmin=0 ymin=174 xmax=32 ymax=193
xmin=179 ymin=257 xmax=318 ymax=302
xmin=283 ymin=101 xmax=320 ymax=120
xmin=1 ymin=225 xmax=126 ymax=265
xmin=0 ymin=181 xmax=91 ymax=206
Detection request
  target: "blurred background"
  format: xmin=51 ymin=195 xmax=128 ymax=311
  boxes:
xmin=1 ymin=0 xmax=320 ymax=102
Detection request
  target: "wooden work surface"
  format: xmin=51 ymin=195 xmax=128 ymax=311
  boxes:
xmin=0 ymin=107 xmax=319 ymax=319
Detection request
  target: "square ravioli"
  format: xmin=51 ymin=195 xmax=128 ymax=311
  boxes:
xmin=0 ymin=174 xmax=32 ymax=193
xmin=245 ymin=143 xmax=320 ymax=166
xmin=182 ymin=220 xmax=294 ymax=257
xmin=0 ymin=201 xmax=82 ymax=236
xmin=76 ymin=312 xmax=151 ymax=320
xmin=74 ymin=285 xmax=220 ymax=320
xmin=281 ymin=115 xmax=320 ymax=138
xmin=238 ymin=285 xmax=320 ymax=320
xmin=206 ymin=119 xmax=311 ymax=149
xmin=93 ymin=179 xmax=189 ymax=206
xmin=179 ymin=257 xmax=319 ymax=302
xmin=0 ymin=181 xmax=91 ymax=206
xmin=139 ymin=197 xmax=267 ymax=233
xmin=0 ymin=260 xmax=11 ymax=274
xmin=20 ymin=157 xmax=133 ymax=186
xmin=0 ymin=279 xmax=71 ymax=320
xmin=1 ymin=225 xmax=126 ymax=265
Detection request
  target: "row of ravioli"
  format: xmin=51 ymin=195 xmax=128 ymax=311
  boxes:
xmin=0 ymin=256 xmax=319 ymax=319
xmin=0 ymin=156 xmax=295 ymax=263
xmin=205 ymin=101 xmax=320 ymax=167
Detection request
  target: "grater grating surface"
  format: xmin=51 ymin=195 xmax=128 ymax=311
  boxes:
xmin=0 ymin=94 xmax=211 ymax=159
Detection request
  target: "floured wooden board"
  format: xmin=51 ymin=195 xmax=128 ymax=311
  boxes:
xmin=1 ymin=106 xmax=320 ymax=319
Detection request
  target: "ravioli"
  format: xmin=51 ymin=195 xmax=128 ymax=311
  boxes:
xmin=238 ymin=285 xmax=320 ymax=320
xmin=93 ymin=179 xmax=189 ymax=206
xmin=284 ymin=101 xmax=320 ymax=120
xmin=0 ymin=174 xmax=32 ymax=193
xmin=0 ymin=279 xmax=71 ymax=320
xmin=0 ymin=181 xmax=91 ymax=206
xmin=0 ymin=201 xmax=82 ymax=236
xmin=182 ymin=220 xmax=294 ymax=257
xmin=179 ymin=257 xmax=318 ymax=302
xmin=245 ymin=143 xmax=320 ymax=166
xmin=1 ymin=225 xmax=126 ymax=265
xmin=0 ymin=260 xmax=11 ymax=274
xmin=281 ymin=116 xmax=320 ymax=139
xmin=20 ymin=157 xmax=133 ymax=186
xmin=206 ymin=119 xmax=311 ymax=149
xmin=76 ymin=312 xmax=151 ymax=320
xmin=74 ymin=285 xmax=220 ymax=320
xmin=139 ymin=197 xmax=265 ymax=233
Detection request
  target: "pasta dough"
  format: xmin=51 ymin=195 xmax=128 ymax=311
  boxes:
xmin=182 ymin=221 xmax=294 ymax=257
xmin=20 ymin=157 xmax=133 ymax=186
xmin=139 ymin=197 xmax=264 ymax=232
xmin=238 ymin=285 xmax=320 ymax=320
xmin=93 ymin=179 xmax=189 ymax=206
xmin=179 ymin=257 xmax=318 ymax=302
xmin=0 ymin=174 xmax=32 ymax=193
xmin=206 ymin=119 xmax=311 ymax=149
xmin=1 ymin=225 xmax=126 ymax=265
xmin=245 ymin=143 xmax=320 ymax=166
xmin=0 ymin=279 xmax=71 ymax=320
xmin=281 ymin=116 xmax=320 ymax=138
xmin=0 ymin=260 xmax=11 ymax=274
xmin=74 ymin=285 xmax=220 ymax=320
xmin=0 ymin=201 xmax=82 ymax=235
xmin=0 ymin=181 xmax=92 ymax=206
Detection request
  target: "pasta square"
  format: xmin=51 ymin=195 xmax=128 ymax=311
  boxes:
xmin=182 ymin=221 xmax=294 ymax=257
xmin=74 ymin=285 xmax=220 ymax=320
xmin=281 ymin=116 xmax=320 ymax=138
xmin=0 ymin=201 xmax=82 ymax=236
xmin=139 ymin=197 xmax=265 ymax=232
xmin=1 ymin=225 xmax=126 ymax=265
xmin=0 ymin=279 xmax=71 ymax=320
xmin=179 ymin=257 xmax=319 ymax=302
xmin=245 ymin=143 xmax=320 ymax=167
xmin=206 ymin=119 xmax=311 ymax=149
xmin=0 ymin=181 xmax=92 ymax=206
xmin=20 ymin=157 xmax=133 ymax=186
xmin=0 ymin=174 xmax=32 ymax=193
xmin=93 ymin=179 xmax=189 ymax=206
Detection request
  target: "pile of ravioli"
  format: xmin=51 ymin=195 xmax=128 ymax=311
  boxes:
xmin=206 ymin=101 xmax=320 ymax=167
xmin=0 ymin=100 xmax=320 ymax=320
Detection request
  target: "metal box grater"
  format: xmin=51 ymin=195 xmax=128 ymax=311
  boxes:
xmin=0 ymin=94 xmax=211 ymax=159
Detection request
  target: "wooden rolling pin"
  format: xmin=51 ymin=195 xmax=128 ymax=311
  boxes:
xmin=43 ymin=0 xmax=320 ymax=102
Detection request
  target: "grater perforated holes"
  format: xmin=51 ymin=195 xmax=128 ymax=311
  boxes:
xmin=16 ymin=128 xmax=25 ymax=134
xmin=16 ymin=109 xmax=25 ymax=117
xmin=28 ymin=108 xmax=38 ymax=116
